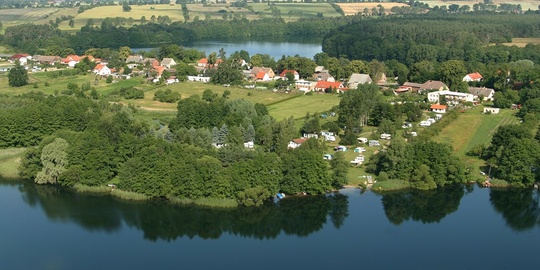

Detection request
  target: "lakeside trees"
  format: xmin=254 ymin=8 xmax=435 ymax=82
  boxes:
xmin=8 ymin=90 xmax=339 ymax=206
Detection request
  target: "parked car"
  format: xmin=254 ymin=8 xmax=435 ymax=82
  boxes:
xmin=419 ymin=121 xmax=431 ymax=127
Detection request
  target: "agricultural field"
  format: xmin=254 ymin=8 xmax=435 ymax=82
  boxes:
xmin=57 ymin=2 xmax=343 ymax=29
xmin=419 ymin=0 xmax=540 ymax=10
xmin=503 ymin=38 xmax=540 ymax=47
xmin=337 ymin=2 xmax=409 ymax=15
xmin=0 ymin=8 xmax=59 ymax=28
xmin=250 ymin=3 xmax=341 ymax=19
xmin=188 ymin=3 xmax=259 ymax=21
xmin=58 ymin=4 xmax=185 ymax=30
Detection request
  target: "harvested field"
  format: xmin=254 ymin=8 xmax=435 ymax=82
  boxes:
xmin=503 ymin=38 xmax=540 ymax=47
xmin=337 ymin=2 xmax=408 ymax=15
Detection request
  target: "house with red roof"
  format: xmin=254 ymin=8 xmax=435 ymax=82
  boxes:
xmin=288 ymin=138 xmax=307 ymax=149
xmin=61 ymin=55 xmax=82 ymax=67
xmin=463 ymin=72 xmax=483 ymax=82
xmin=314 ymin=81 xmax=347 ymax=93
xmin=251 ymin=67 xmax=275 ymax=79
xmin=198 ymin=58 xmax=208 ymax=67
xmin=280 ymin=70 xmax=299 ymax=81
xmin=430 ymin=104 xmax=448 ymax=114
xmin=9 ymin=53 xmax=31 ymax=65
xmin=255 ymin=71 xmax=271 ymax=82
xmin=93 ymin=64 xmax=111 ymax=76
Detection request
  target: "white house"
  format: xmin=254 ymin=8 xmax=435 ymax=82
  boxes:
xmin=280 ymin=70 xmax=300 ymax=81
xmin=469 ymin=87 xmax=495 ymax=101
xmin=295 ymin=80 xmax=316 ymax=93
xmin=288 ymin=138 xmax=307 ymax=149
xmin=463 ymin=72 xmax=483 ymax=82
xmin=255 ymin=71 xmax=271 ymax=82
xmin=93 ymin=64 xmax=111 ymax=75
xmin=430 ymin=104 xmax=448 ymax=114
xmin=161 ymin=58 xmax=176 ymax=68
xmin=428 ymin=90 xmax=474 ymax=104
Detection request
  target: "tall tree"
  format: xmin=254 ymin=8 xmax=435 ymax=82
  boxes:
xmin=8 ymin=61 xmax=28 ymax=87
xmin=35 ymin=138 xmax=69 ymax=185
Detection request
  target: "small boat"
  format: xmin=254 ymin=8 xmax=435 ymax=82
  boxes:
xmin=276 ymin=193 xmax=285 ymax=199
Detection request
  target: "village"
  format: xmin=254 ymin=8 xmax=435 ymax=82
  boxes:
xmin=1 ymin=51 xmax=507 ymax=183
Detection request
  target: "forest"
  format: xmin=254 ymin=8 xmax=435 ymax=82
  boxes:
xmin=322 ymin=13 xmax=540 ymax=66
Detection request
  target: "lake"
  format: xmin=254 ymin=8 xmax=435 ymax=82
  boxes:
xmin=1 ymin=179 xmax=539 ymax=270
xmin=133 ymin=37 xmax=323 ymax=60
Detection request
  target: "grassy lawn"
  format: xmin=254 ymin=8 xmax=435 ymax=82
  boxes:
xmin=266 ymin=93 xmax=340 ymax=120
xmin=0 ymin=148 xmax=26 ymax=179
xmin=432 ymin=105 xmax=519 ymax=169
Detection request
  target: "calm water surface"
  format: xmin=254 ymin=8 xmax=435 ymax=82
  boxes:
xmin=1 ymin=180 xmax=539 ymax=270
xmin=134 ymin=37 xmax=323 ymax=60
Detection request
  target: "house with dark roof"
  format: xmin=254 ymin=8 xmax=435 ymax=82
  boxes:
xmin=419 ymin=80 xmax=448 ymax=93
xmin=161 ymin=58 xmax=176 ymax=68
xmin=34 ymin=55 xmax=61 ymax=65
xmin=469 ymin=87 xmax=495 ymax=101
xmin=312 ymin=70 xmax=335 ymax=82
xmin=348 ymin=73 xmax=372 ymax=89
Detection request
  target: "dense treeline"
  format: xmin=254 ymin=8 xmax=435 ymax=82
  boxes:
xmin=11 ymin=91 xmax=344 ymax=206
xmin=0 ymin=93 xmax=101 ymax=148
xmin=322 ymin=14 xmax=540 ymax=65
xmin=367 ymin=139 xmax=470 ymax=190
xmin=2 ymin=16 xmax=354 ymax=52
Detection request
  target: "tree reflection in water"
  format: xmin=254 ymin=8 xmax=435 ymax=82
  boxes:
xmin=14 ymin=182 xmax=349 ymax=241
xmin=490 ymin=189 xmax=540 ymax=232
xmin=381 ymin=185 xmax=466 ymax=225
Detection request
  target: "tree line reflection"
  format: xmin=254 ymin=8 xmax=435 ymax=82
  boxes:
xmin=15 ymin=182 xmax=349 ymax=241
xmin=6 ymin=180 xmax=540 ymax=238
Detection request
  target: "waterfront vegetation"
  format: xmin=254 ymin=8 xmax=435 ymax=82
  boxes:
xmin=2 ymin=3 xmax=540 ymax=206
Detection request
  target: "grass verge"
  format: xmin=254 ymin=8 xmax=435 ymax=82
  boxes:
xmin=0 ymin=147 xmax=26 ymax=179
xmin=72 ymin=184 xmax=111 ymax=193
xmin=372 ymin=180 xmax=409 ymax=191
xmin=111 ymin=189 xmax=150 ymax=201
xmin=167 ymin=195 xmax=238 ymax=208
